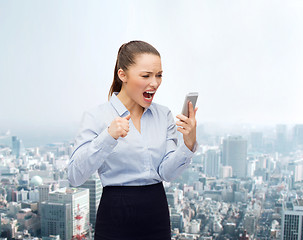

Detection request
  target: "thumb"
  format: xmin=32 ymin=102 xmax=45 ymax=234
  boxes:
xmin=188 ymin=101 xmax=195 ymax=118
xmin=124 ymin=114 xmax=131 ymax=120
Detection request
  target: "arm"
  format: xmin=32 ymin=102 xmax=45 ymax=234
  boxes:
xmin=67 ymin=111 xmax=118 ymax=187
xmin=158 ymin=110 xmax=198 ymax=182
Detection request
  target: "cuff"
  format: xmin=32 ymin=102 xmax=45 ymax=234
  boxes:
xmin=182 ymin=141 xmax=199 ymax=154
xmin=191 ymin=141 xmax=199 ymax=153
xmin=177 ymin=141 xmax=196 ymax=165
xmin=93 ymin=127 xmax=118 ymax=153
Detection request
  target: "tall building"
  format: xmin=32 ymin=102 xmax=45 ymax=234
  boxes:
xmin=275 ymin=124 xmax=288 ymax=153
xmin=222 ymin=136 xmax=247 ymax=178
xmin=247 ymin=159 xmax=257 ymax=178
xmin=250 ymin=132 xmax=263 ymax=152
xmin=281 ymin=199 xmax=303 ymax=239
xmin=219 ymin=165 xmax=232 ymax=179
xmin=205 ymin=149 xmax=220 ymax=178
xmin=166 ymin=190 xmax=178 ymax=208
xmin=170 ymin=213 xmax=183 ymax=232
xmin=40 ymin=202 xmax=72 ymax=240
xmin=288 ymin=159 xmax=303 ymax=183
xmin=12 ymin=136 xmax=24 ymax=158
xmin=244 ymin=212 xmax=256 ymax=235
xmin=79 ymin=176 xmax=102 ymax=228
xmin=38 ymin=184 xmax=52 ymax=203
xmin=46 ymin=188 xmax=90 ymax=238
xmin=293 ymin=124 xmax=303 ymax=147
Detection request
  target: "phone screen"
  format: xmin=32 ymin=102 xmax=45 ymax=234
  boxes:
xmin=181 ymin=92 xmax=198 ymax=117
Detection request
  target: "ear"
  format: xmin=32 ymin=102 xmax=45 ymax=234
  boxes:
xmin=117 ymin=68 xmax=127 ymax=83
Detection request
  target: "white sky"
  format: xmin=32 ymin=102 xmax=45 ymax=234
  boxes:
xmin=1 ymin=0 xmax=303 ymax=136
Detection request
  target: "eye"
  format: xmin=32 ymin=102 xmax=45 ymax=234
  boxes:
xmin=157 ymin=74 xmax=162 ymax=78
xmin=142 ymin=75 xmax=149 ymax=78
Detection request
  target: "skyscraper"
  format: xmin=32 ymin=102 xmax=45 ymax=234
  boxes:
xmin=47 ymin=188 xmax=90 ymax=238
xmin=170 ymin=213 xmax=183 ymax=232
xmin=12 ymin=136 xmax=24 ymax=158
xmin=275 ymin=124 xmax=287 ymax=153
xmin=219 ymin=165 xmax=233 ymax=179
xmin=222 ymin=136 xmax=247 ymax=178
xmin=288 ymin=159 xmax=303 ymax=183
xmin=38 ymin=184 xmax=52 ymax=203
xmin=40 ymin=202 xmax=72 ymax=240
xmin=79 ymin=176 xmax=102 ymax=228
xmin=250 ymin=132 xmax=263 ymax=152
xmin=281 ymin=199 xmax=303 ymax=240
xmin=293 ymin=124 xmax=303 ymax=147
xmin=204 ymin=149 xmax=220 ymax=178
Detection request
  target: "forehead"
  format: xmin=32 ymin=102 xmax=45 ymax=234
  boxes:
xmin=131 ymin=53 xmax=162 ymax=72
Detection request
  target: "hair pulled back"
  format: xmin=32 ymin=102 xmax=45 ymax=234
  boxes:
xmin=108 ymin=40 xmax=160 ymax=99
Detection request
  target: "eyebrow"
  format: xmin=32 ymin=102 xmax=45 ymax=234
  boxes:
xmin=140 ymin=70 xmax=163 ymax=74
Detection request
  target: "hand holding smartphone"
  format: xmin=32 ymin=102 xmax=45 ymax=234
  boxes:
xmin=181 ymin=92 xmax=199 ymax=117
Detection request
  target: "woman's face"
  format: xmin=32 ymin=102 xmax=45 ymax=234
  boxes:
xmin=119 ymin=53 xmax=162 ymax=109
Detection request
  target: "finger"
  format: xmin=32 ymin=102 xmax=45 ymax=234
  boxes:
xmin=123 ymin=125 xmax=130 ymax=132
xmin=191 ymin=107 xmax=198 ymax=119
xmin=117 ymin=119 xmax=128 ymax=127
xmin=121 ymin=129 xmax=128 ymax=138
xmin=117 ymin=125 xmax=126 ymax=134
xmin=121 ymin=117 xmax=130 ymax=129
xmin=119 ymin=121 xmax=129 ymax=131
xmin=176 ymin=114 xmax=188 ymax=122
xmin=121 ymin=127 xmax=129 ymax=133
xmin=177 ymin=122 xmax=193 ymax=132
xmin=188 ymin=101 xmax=195 ymax=119
xmin=176 ymin=121 xmax=187 ymax=129
xmin=124 ymin=114 xmax=131 ymax=120
xmin=177 ymin=127 xmax=189 ymax=135
xmin=177 ymin=127 xmax=186 ymax=134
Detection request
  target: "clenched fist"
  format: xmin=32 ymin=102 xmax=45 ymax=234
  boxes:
xmin=108 ymin=114 xmax=131 ymax=140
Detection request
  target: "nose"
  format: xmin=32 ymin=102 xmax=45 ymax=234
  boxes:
xmin=150 ymin=76 xmax=161 ymax=89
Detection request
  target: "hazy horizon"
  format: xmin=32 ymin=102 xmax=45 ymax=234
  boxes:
xmin=1 ymin=0 xmax=303 ymax=146
xmin=0 ymin=121 xmax=299 ymax=148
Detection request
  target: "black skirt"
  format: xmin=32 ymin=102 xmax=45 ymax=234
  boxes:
xmin=94 ymin=182 xmax=171 ymax=240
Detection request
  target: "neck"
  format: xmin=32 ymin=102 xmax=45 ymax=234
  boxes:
xmin=117 ymin=89 xmax=144 ymax=117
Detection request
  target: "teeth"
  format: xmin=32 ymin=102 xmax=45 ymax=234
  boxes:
xmin=143 ymin=90 xmax=155 ymax=100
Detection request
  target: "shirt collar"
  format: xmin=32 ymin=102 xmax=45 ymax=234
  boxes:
xmin=109 ymin=92 xmax=154 ymax=117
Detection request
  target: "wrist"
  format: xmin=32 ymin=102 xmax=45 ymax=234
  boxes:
xmin=185 ymin=142 xmax=194 ymax=152
xmin=107 ymin=127 xmax=118 ymax=140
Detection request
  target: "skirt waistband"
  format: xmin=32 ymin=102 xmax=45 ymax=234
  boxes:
xmin=102 ymin=181 xmax=163 ymax=195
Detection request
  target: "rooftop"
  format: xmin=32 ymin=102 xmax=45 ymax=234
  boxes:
xmin=294 ymin=199 xmax=303 ymax=207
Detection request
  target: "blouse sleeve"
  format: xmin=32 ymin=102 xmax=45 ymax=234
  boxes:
xmin=67 ymin=111 xmax=118 ymax=187
xmin=158 ymin=110 xmax=198 ymax=182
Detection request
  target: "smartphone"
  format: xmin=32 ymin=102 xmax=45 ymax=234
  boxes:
xmin=181 ymin=92 xmax=199 ymax=117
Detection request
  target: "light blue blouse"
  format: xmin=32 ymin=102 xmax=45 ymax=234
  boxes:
xmin=67 ymin=92 xmax=198 ymax=187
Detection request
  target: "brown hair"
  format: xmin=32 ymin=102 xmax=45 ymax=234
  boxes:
xmin=108 ymin=40 xmax=161 ymax=99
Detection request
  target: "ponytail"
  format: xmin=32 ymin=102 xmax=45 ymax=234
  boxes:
xmin=108 ymin=61 xmax=122 ymax=100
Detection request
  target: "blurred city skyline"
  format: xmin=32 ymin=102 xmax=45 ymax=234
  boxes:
xmin=1 ymin=1 xmax=303 ymax=145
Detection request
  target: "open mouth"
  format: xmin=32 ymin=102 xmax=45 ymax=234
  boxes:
xmin=143 ymin=91 xmax=155 ymax=101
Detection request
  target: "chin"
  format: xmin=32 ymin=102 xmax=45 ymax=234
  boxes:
xmin=141 ymin=102 xmax=152 ymax=109
xmin=138 ymin=96 xmax=153 ymax=108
